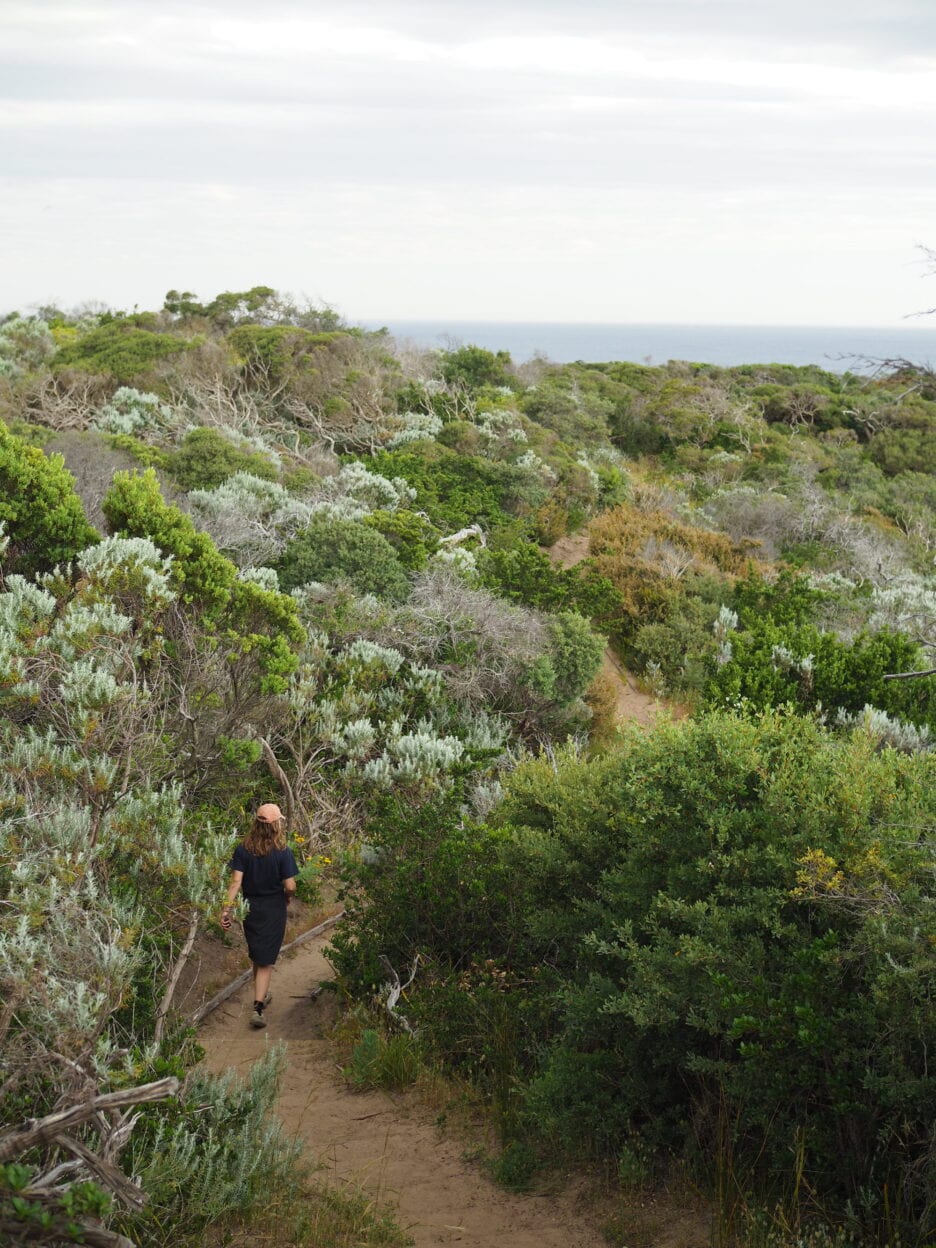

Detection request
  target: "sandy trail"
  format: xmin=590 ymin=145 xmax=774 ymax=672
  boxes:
xmin=199 ymin=932 xmax=607 ymax=1248
xmin=196 ymin=525 xmax=698 ymax=1246
xmin=547 ymin=529 xmax=681 ymax=728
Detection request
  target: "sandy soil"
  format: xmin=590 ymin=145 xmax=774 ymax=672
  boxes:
xmin=200 ymin=934 xmax=617 ymax=1247
xmin=548 ymin=531 xmax=592 ymax=571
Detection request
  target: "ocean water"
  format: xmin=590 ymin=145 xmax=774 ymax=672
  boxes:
xmin=366 ymin=321 xmax=936 ymax=373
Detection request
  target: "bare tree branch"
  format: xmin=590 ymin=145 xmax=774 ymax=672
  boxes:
xmin=153 ymin=908 xmax=200 ymax=1047
xmin=0 ymin=1078 xmax=179 ymax=1163
xmin=258 ymin=735 xmax=296 ymax=829
xmin=883 ymin=667 xmax=936 ymax=681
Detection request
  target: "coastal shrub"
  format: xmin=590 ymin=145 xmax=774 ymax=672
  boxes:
xmin=121 ymin=1048 xmax=304 ymax=1245
xmin=167 ymin=426 xmax=279 ymax=490
xmin=0 ymin=315 xmax=56 ymax=373
xmin=869 ymin=424 xmax=935 ymax=476
xmin=368 ymin=448 xmax=537 ymax=533
xmin=186 ymin=472 xmax=313 ymax=566
xmin=545 ymin=611 xmax=605 ymax=705
xmin=277 ymin=513 xmax=410 ymax=600
xmin=0 ymin=421 xmax=99 ymax=575
xmin=92 ymin=386 xmax=176 ymax=437
xmin=440 ymin=344 xmax=514 ymax=392
xmin=329 ymin=791 xmax=515 ymax=998
xmin=334 ymin=713 xmax=936 ymax=1238
xmin=103 ymin=467 xmax=303 ymax=692
xmin=706 ymin=615 xmax=936 ymax=732
xmin=477 ymin=541 xmax=625 ymax=631
xmin=362 ymin=509 xmax=439 ymax=570
xmin=228 ymin=323 xmax=349 ymax=385
xmin=103 ymin=467 xmax=235 ymax=610
xmin=52 ymin=318 xmax=193 ymax=380
xmin=521 ymin=378 xmax=613 ymax=444
xmin=586 ymin=502 xmax=749 ymax=641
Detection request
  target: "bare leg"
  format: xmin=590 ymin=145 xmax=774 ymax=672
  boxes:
xmin=253 ymin=963 xmax=273 ymax=1004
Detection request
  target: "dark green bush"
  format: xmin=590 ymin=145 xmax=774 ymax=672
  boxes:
xmin=0 ymin=421 xmax=98 ymax=575
xmin=52 ymin=320 xmax=193 ymax=380
xmin=869 ymin=425 xmax=934 ymax=476
xmin=368 ymin=448 xmax=539 ymax=533
xmin=333 ymin=713 xmax=936 ymax=1239
xmin=440 ymin=344 xmax=514 ymax=392
xmin=228 ymin=324 xmax=349 ymax=385
xmin=362 ymin=508 xmax=438 ymax=570
xmin=167 ymin=428 xmax=278 ymax=491
xmin=707 ymin=618 xmax=936 ymax=732
xmin=277 ymin=513 xmax=410 ymax=599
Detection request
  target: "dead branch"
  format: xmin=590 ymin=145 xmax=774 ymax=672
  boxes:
xmin=0 ymin=1077 xmax=179 ymax=1164
xmin=51 ymin=1133 xmax=146 ymax=1210
xmin=378 ymin=954 xmax=420 ymax=1035
xmin=153 ymin=908 xmax=200 ymax=1047
xmin=258 ymin=735 xmax=296 ymax=829
xmin=883 ymin=667 xmax=936 ymax=681
xmin=438 ymin=523 xmax=486 ymax=548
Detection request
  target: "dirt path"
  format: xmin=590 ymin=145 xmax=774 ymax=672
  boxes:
xmin=199 ymin=933 xmax=609 ymax=1247
xmin=196 ymin=525 xmax=700 ymax=1246
xmin=547 ymin=529 xmax=681 ymax=728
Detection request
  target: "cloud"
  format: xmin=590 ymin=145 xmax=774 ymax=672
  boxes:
xmin=1 ymin=0 xmax=934 ymax=322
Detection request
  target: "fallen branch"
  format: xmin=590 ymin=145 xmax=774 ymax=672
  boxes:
xmin=0 ymin=1078 xmax=179 ymax=1164
xmin=51 ymin=1133 xmax=147 ymax=1210
xmin=438 ymin=523 xmax=486 ymax=548
xmin=883 ymin=667 xmax=936 ymax=681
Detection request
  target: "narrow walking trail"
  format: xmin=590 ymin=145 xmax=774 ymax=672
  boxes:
xmin=547 ymin=529 xmax=681 ymax=728
xmin=199 ymin=931 xmax=607 ymax=1248
xmin=196 ymin=525 xmax=699 ymax=1246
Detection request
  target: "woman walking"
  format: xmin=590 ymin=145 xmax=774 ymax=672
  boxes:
xmin=220 ymin=803 xmax=298 ymax=1028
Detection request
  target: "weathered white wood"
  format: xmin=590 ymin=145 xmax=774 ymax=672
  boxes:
xmin=377 ymin=954 xmax=420 ymax=1034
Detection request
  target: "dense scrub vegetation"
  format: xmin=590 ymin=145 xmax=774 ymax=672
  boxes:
xmin=1 ymin=286 xmax=934 ymax=1246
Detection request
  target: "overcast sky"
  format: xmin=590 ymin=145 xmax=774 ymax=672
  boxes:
xmin=1 ymin=0 xmax=935 ymax=325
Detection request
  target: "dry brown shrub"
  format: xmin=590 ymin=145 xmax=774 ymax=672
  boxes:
xmin=584 ymin=670 xmax=619 ymax=746
xmin=533 ymin=497 xmax=569 ymax=544
xmin=588 ymin=502 xmax=758 ymax=627
xmin=591 ymin=502 xmax=754 ymax=574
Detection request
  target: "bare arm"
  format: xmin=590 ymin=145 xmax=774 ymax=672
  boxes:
xmin=220 ymin=870 xmax=243 ymax=929
xmin=283 ymin=875 xmax=296 ymax=902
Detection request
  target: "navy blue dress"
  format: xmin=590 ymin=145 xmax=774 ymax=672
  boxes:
xmin=228 ymin=844 xmax=298 ymax=965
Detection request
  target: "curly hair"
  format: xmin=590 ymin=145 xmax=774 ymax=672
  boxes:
xmin=243 ymin=816 xmax=286 ymax=856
